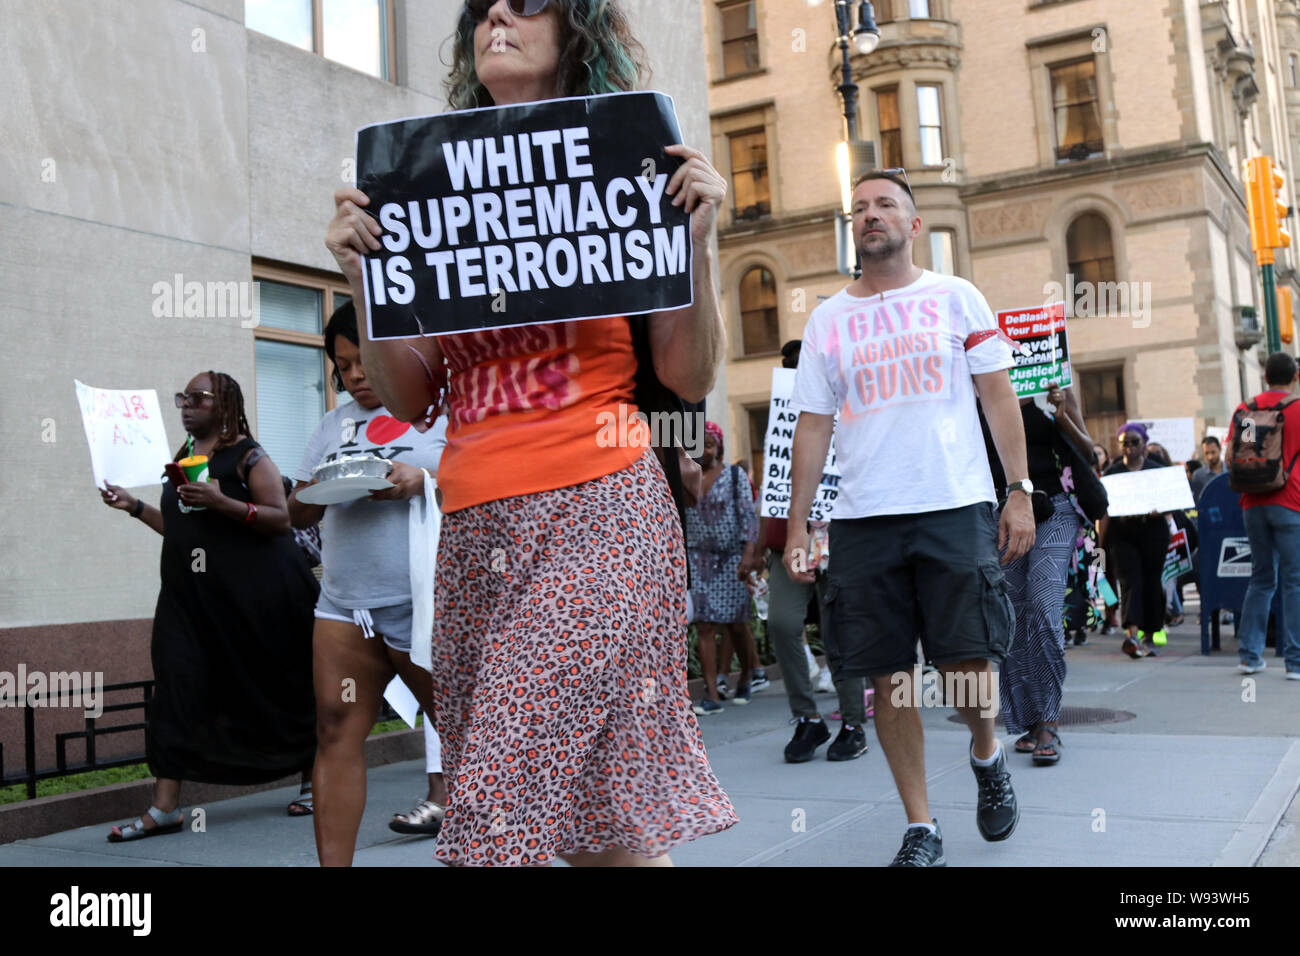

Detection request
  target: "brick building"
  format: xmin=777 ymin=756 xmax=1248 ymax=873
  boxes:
xmin=702 ymin=0 xmax=1300 ymax=472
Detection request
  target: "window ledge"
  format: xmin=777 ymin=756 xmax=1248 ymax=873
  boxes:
xmin=712 ymin=67 xmax=768 ymax=87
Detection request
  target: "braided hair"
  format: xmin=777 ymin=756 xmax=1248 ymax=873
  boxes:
xmin=205 ymin=371 xmax=252 ymax=452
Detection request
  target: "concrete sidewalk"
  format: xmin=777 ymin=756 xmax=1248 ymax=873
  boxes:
xmin=2 ymin=618 xmax=1297 ymax=867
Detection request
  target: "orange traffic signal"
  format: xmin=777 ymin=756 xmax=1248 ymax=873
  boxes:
xmin=1244 ymin=155 xmax=1291 ymax=264
xmin=1281 ymin=286 xmax=1295 ymax=345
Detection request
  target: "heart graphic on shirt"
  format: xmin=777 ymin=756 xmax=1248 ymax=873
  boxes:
xmin=365 ymin=415 xmax=410 ymax=445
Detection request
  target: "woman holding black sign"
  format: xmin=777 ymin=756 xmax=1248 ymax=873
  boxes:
xmin=325 ymin=0 xmax=735 ymax=867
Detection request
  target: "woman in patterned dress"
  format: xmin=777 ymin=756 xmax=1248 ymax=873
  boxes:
xmin=686 ymin=422 xmax=760 ymax=715
xmin=324 ymin=0 xmax=736 ymax=866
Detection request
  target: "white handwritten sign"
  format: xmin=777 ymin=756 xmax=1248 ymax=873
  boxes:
xmin=1099 ymin=465 xmax=1194 ymax=517
xmin=74 ymin=381 xmax=170 ymax=488
xmin=760 ymin=368 xmax=840 ymax=520
xmin=1134 ymin=417 xmax=1196 ymax=462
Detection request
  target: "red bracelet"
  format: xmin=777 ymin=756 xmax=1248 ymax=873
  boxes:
xmin=244 ymin=502 xmax=258 ymax=524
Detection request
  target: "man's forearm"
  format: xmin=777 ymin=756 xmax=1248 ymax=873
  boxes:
xmin=975 ymin=373 xmax=1029 ymax=484
xmin=789 ymin=414 xmax=834 ymax=527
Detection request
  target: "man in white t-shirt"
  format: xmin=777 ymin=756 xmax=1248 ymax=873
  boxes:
xmin=784 ymin=170 xmax=1035 ymax=866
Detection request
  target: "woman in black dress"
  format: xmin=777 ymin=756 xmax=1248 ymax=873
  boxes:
xmin=1100 ymin=423 xmax=1172 ymax=659
xmin=99 ymin=372 xmax=317 ymax=839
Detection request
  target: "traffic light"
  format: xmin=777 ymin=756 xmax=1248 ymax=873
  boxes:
xmin=1280 ymin=285 xmax=1294 ymax=345
xmin=1243 ymin=155 xmax=1291 ymax=264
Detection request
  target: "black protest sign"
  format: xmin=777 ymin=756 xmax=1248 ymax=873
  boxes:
xmin=356 ymin=91 xmax=694 ymax=340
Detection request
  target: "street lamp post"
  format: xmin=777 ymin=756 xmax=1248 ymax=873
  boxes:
xmin=808 ymin=0 xmax=880 ymax=277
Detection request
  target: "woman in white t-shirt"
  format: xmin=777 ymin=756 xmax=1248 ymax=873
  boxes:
xmin=288 ymin=301 xmax=448 ymax=866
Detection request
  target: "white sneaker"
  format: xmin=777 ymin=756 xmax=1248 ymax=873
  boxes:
xmin=1238 ymin=661 xmax=1267 ymax=674
xmin=815 ymin=667 xmax=835 ymax=694
xmin=1286 ymin=670 xmax=1300 ymax=681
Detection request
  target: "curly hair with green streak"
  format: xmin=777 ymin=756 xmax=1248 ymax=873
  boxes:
xmin=445 ymin=0 xmax=649 ymax=110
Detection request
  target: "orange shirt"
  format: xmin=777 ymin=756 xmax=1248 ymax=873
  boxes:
xmin=436 ymin=316 xmax=643 ymax=512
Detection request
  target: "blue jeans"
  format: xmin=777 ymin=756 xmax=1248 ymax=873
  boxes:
xmin=1239 ymin=505 xmax=1300 ymax=671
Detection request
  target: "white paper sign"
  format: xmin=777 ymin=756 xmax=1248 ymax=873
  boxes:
xmin=1099 ymin=466 xmax=1195 ymax=517
xmin=1134 ymin=417 xmax=1196 ymax=462
xmin=759 ymin=368 xmax=840 ymax=520
xmin=74 ymin=381 xmax=171 ymax=488
xmin=383 ymin=676 xmax=421 ymax=730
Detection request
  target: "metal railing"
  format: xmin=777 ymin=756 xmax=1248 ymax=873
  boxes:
xmin=1 ymin=682 xmax=403 ymax=800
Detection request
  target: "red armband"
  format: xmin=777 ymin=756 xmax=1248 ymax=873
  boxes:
xmin=964 ymin=329 xmax=1022 ymax=351
xmin=244 ymin=502 xmax=258 ymax=525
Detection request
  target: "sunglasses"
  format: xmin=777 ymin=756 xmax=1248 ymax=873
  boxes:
xmin=878 ymin=166 xmax=915 ymax=200
xmin=1120 ymin=439 xmax=1142 ymax=447
xmin=174 ymin=390 xmax=216 ymax=408
xmin=467 ymin=0 xmax=551 ymax=19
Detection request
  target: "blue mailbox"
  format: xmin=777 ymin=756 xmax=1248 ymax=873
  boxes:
xmin=1196 ymin=473 xmax=1284 ymax=655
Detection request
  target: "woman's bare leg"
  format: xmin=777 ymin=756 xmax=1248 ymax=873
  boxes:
xmin=312 ymin=618 xmax=393 ymax=866
xmin=696 ymin=623 xmax=721 ymax=701
xmin=559 ymin=846 xmax=673 ymax=867
xmin=386 ymin=646 xmax=448 ymax=807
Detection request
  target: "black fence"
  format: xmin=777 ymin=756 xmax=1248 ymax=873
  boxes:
xmin=1 ymin=680 xmax=403 ymax=800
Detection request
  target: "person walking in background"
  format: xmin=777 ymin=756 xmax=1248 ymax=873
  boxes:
xmin=288 ymin=302 xmax=449 ymax=866
xmin=1093 ymin=443 xmax=1111 ymax=475
xmin=1226 ymin=352 xmax=1300 ymax=678
xmin=786 ymin=170 xmax=1032 ymax=866
xmin=1101 ymin=423 xmax=1172 ymax=658
xmin=984 ymin=385 xmax=1095 ymax=765
xmin=1190 ymin=435 xmax=1226 ymax=502
xmin=1147 ymin=442 xmax=1173 ymax=467
xmin=325 ymin=0 xmax=737 ymax=866
xmin=99 ymin=372 xmax=317 ymax=841
xmin=754 ymin=340 xmax=868 ymax=762
xmin=687 ymin=422 xmax=761 ymax=714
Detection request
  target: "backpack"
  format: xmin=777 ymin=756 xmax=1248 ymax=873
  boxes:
xmin=1225 ymin=396 xmax=1300 ymax=493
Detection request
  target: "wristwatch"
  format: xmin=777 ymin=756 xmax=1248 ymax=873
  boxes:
xmin=1006 ymin=479 xmax=1034 ymax=497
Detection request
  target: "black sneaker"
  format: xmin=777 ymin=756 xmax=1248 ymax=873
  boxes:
xmin=827 ymin=723 xmax=868 ymax=761
xmin=888 ymin=820 xmax=945 ymax=866
xmin=783 ymin=717 xmax=830 ymax=763
xmin=971 ymin=745 xmax=1019 ymax=842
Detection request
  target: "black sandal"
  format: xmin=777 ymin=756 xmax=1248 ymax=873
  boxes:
xmin=1014 ymin=731 xmax=1037 ymax=754
xmin=1032 ymin=727 xmax=1062 ymax=766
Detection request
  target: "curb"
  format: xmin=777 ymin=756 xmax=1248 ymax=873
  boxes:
xmin=0 ymin=727 xmax=424 ymax=845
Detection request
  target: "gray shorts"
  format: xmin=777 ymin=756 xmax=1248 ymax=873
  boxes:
xmin=315 ymin=591 xmax=413 ymax=654
xmin=822 ymin=502 xmax=1015 ymax=678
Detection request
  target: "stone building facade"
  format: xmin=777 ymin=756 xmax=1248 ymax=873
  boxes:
xmin=703 ymin=0 xmax=1300 ymax=472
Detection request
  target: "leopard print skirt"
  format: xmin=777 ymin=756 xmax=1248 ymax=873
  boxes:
xmin=429 ymin=451 xmax=738 ymax=866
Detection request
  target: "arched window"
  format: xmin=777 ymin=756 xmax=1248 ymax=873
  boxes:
xmin=739 ymin=267 xmax=779 ymax=355
xmin=1066 ymin=212 xmax=1116 ymax=316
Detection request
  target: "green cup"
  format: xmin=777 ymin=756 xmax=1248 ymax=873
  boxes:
xmin=178 ymin=455 xmax=209 ymax=511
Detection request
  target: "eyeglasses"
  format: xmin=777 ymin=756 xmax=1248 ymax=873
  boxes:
xmin=1120 ymin=439 xmax=1142 ymax=447
xmin=174 ymin=390 xmax=216 ymax=408
xmin=467 ymin=0 xmax=550 ymax=20
xmin=877 ymin=167 xmax=914 ymax=200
